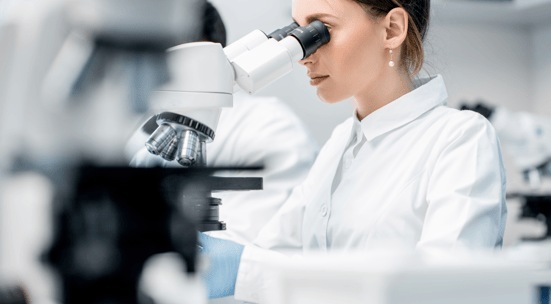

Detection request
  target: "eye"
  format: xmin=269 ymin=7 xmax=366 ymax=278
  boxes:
xmin=319 ymin=21 xmax=332 ymax=31
xmin=314 ymin=21 xmax=331 ymax=30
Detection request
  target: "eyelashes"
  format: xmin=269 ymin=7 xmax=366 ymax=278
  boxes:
xmin=319 ymin=22 xmax=332 ymax=30
xmin=309 ymin=18 xmax=331 ymax=29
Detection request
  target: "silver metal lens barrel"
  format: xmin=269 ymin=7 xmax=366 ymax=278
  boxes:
xmin=176 ymin=130 xmax=200 ymax=167
xmin=196 ymin=141 xmax=207 ymax=167
xmin=160 ymin=136 xmax=178 ymax=161
xmin=145 ymin=123 xmax=177 ymax=155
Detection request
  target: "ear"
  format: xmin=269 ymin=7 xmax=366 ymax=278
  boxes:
xmin=383 ymin=7 xmax=408 ymax=50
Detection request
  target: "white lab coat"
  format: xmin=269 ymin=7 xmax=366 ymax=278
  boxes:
xmin=234 ymin=75 xmax=508 ymax=303
xmin=130 ymin=91 xmax=319 ymax=245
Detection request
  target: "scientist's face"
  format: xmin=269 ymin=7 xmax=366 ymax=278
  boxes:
xmin=293 ymin=0 xmax=387 ymax=103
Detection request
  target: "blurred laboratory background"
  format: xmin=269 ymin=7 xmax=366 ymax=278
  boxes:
xmin=1 ymin=0 xmax=551 ymax=303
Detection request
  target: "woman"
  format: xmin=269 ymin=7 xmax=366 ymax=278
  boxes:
xmin=199 ymin=0 xmax=507 ymax=301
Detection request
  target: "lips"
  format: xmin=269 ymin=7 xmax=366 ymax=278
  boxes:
xmin=310 ymin=75 xmax=329 ymax=86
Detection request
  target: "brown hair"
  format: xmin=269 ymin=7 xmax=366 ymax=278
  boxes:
xmin=202 ymin=2 xmax=227 ymax=47
xmin=353 ymin=0 xmax=430 ymax=76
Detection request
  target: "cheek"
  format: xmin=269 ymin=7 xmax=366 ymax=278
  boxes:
xmin=326 ymin=28 xmax=383 ymax=92
xmin=315 ymin=77 xmax=346 ymax=103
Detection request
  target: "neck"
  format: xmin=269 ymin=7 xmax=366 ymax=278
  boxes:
xmin=354 ymin=69 xmax=414 ymax=121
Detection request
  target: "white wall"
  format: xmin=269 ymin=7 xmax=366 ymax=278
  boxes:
xmin=0 ymin=0 xmax=16 ymax=23
xmin=532 ymin=21 xmax=551 ymax=116
xmin=425 ymin=21 xmax=533 ymax=112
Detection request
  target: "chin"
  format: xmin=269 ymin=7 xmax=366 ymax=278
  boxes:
xmin=316 ymin=88 xmax=348 ymax=104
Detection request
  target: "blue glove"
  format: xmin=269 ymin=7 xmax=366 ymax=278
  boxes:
xmin=197 ymin=232 xmax=244 ymax=299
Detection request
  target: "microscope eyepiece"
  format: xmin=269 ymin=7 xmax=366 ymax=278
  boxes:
xmin=230 ymin=20 xmax=330 ymax=94
xmin=289 ymin=20 xmax=330 ymax=59
xmin=268 ymin=22 xmax=300 ymax=41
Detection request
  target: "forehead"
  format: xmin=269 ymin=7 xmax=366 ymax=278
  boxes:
xmin=292 ymin=0 xmax=360 ymax=23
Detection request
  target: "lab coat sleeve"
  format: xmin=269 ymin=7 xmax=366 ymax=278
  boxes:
xmin=234 ymin=245 xmax=291 ymax=303
xmin=233 ymin=182 xmax=309 ymax=303
xmin=418 ymin=111 xmax=507 ymax=250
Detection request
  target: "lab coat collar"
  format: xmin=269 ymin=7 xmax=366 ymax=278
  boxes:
xmin=353 ymin=75 xmax=448 ymax=141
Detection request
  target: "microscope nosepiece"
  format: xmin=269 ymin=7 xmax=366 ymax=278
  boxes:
xmin=145 ymin=124 xmax=177 ymax=155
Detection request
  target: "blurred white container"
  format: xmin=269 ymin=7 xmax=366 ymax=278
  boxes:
xmin=263 ymin=250 xmax=537 ymax=304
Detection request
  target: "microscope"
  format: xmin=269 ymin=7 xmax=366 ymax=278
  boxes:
xmin=140 ymin=20 xmax=329 ymax=232
xmin=145 ymin=21 xmax=328 ymax=167
xmin=0 ymin=0 xmax=330 ymax=302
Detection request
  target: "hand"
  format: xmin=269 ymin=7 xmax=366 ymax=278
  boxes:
xmin=197 ymin=232 xmax=244 ymax=299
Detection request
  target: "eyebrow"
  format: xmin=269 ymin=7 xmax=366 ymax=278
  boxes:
xmin=292 ymin=13 xmax=336 ymax=25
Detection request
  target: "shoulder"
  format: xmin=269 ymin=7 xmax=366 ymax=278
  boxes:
xmin=424 ymin=107 xmax=501 ymax=160
xmin=434 ymin=107 xmax=497 ymax=141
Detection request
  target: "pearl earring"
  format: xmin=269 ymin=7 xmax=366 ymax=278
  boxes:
xmin=389 ymin=49 xmax=395 ymax=67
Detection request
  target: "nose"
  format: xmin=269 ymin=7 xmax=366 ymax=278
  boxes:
xmin=299 ymin=50 xmax=318 ymax=66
